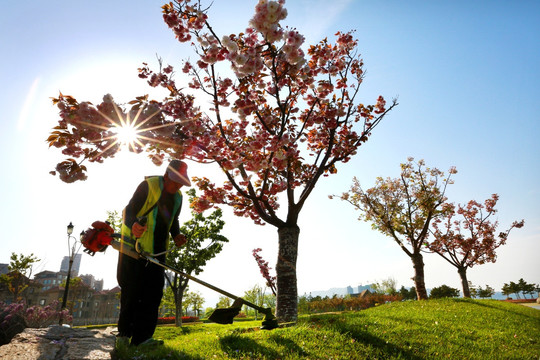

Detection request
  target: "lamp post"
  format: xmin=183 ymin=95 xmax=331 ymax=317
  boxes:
xmin=59 ymin=222 xmax=82 ymax=325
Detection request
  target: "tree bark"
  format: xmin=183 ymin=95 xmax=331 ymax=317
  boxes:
xmin=174 ymin=283 xmax=188 ymax=327
xmin=276 ymin=225 xmax=300 ymax=322
xmin=411 ymin=252 xmax=428 ymax=300
xmin=458 ymin=267 xmax=471 ymax=298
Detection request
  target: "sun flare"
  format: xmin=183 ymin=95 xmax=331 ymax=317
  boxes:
xmin=113 ymin=123 xmax=139 ymax=150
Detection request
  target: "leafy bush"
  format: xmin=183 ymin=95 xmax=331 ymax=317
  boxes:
xmin=0 ymin=300 xmax=71 ymax=345
xmin=25 ymin=301 xmax=71 ymax=328
xmin=429 ymin=285 xmax=460 ymax=299
xmin=306 ymin=294 xmax=402 ymax=313
xmin=0 ymin=303 xmax=26 ymax=345
xmin=0 ymin=301 xmax=71 ymax=328
xmin=399 ymin=286 xmax=417 ymax=300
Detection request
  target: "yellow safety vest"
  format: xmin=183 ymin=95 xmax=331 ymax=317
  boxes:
xmin=120 ymin=176 xmax=183 ymax=254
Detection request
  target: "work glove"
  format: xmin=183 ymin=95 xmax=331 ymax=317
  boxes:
xmin=174 ymin=233 xmax=188 ymax=247
xmin=132 ymin=222 xmax=147 ymax=238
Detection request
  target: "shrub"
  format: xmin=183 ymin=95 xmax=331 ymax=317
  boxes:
xmin=25 ymin=301 xmax=71 ymax=328
xmin=182 ymin=316 xmax=199 ymax=323
xmin=0 ymin=300 xmax=71 ymax=345
xmin=430 ymin=285 xmax=460 ymax=299
xmin=0 ymin=302 xmax=26 ymax=346
xmin=157 ymin=316 xmax=175 ymax=325
xmin=307 ymin=294 xmax=402 ymax=313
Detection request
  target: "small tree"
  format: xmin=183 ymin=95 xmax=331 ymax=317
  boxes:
xmin=165 ymin=189 xmax=228 ymax=326
xmin=476 ymin=285 xmax=495 ymax=299
xmin=243 ymin=284 xmax=265 ymax=319
xmin=429 ymin=194 xmax=524 ymax=298
xmin=429 ymin=285 xmax=460 ymax=299
xmin=501 ymin=282 xmax=514 ymax=299
xmin=372 ymin=278 xmax=397 ymax=295
xmin=504 ymin=281 xmax=522 ymax=299
xmin=60 ymin=277 xmax=91 ymax=315
xmin=335 ymin=158 xmax=456 ymax=300
xmin=514 ymin=278 xmax=537 ymax=299
xmin=184 ymin=291 xmax=204 ymax=317
xmin=398 ymin=286 xmax=417 ymax=300
xmin=160 ymin=286 xmax=176 ymax=317
xmin=0 ymin=253 xmax=40 ymax=302
xmin=522 ymin=282 xmax=538 ymax=299
xmin=204 ymin=307 xmax=214 ymax=318
xmin=297 ymin=294 xmax=310 ymax=314
xmin=468 ymin=281 xmax=479 ymax=298
xmin=215 ymin=296 xmax=232 ymax=308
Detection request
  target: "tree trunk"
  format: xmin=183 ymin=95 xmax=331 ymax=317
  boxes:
xmin=276 ymin=225 xmax=300 ymax=322
xmin=411 ymin=252 xmax=428 ymax=300
xmin=175 ymin=291 xmax=184 ymax=327
xmin=458 ymin=267 xmax=470 ymax=298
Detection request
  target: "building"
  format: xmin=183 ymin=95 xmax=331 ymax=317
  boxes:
xmin=34 ymin=270 xmax=68 ymax=291
xmin=22 ymin=281 xmax=121 ymax=326
xmin=80 ymin=274 xmax=104 ymax=291
xmin=0 ymin=263 xmax=8 ymax=275
xmin=94 ymin=279 xmax=104 ymax=292
xmin=60 ymin=254 xmax=82 ymax=277
xmin=1 ymin=265 xmax=118 ymax=326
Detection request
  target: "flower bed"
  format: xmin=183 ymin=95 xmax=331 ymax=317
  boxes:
xmin=157 ymin=316 xmax=199 ymax=324
xmin=503 ymin=298 xmax=538 ymax=303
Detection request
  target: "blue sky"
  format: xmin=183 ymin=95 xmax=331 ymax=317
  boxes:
xmin=1 ymin=0 xmax=539 ymax=306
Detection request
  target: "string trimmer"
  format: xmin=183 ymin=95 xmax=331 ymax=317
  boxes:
xmin=80 ymin=220 xmax=278 ymax=330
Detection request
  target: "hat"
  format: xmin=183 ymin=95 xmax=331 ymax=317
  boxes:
xmin=165 ymin=160 xmax=191 ymax=187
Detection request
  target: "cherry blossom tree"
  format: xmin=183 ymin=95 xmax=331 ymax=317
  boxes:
xmin=334 ymin=158 xmax=456 ymax=300
xmin=47 ymin=0 xmax=396 ymax=321
xmin=429 ymin=195 xmax=524 ymax=298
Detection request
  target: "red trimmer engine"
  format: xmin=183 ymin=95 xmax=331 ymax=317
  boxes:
xmin=81 ymin=221 xmax=115 ymax=256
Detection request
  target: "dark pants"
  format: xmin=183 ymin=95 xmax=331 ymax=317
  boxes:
xmin=117 ymin=253 xmax=165 ymax=345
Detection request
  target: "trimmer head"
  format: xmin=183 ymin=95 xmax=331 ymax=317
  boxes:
xmin=259 ymin=310 xmax=279 ymax=330
xmin=208 ymin=306 xmax=279 ymax=330
xmin=208 ymin=307 xmax=241 ymax=324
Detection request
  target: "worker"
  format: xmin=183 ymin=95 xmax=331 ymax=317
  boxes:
xmin=116 ymin=159 xmax=190 ymax=347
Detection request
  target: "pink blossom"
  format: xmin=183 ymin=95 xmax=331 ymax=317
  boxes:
xmin=249 ymin=0 xmax=287 ymax=43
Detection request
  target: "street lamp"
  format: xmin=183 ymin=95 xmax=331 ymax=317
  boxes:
xmin=59 ymin=222 xmax=82 ymax=325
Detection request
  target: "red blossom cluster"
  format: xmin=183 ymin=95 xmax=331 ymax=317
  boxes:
xmin=162 ymin=1 xmax=207 ymax=43
xmin=252 ymin=248 xmax=277 ymax=295
xmin=156 ymin=316 xmax=198 ymax=324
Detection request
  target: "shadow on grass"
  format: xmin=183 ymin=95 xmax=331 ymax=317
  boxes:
xmin=113 ymin=344 xmax=206 ymax=360
xmin=304 ymin=316 xmax=423 ymax=360
xmin=220 ymin=334 xmax=281 ymax=358
xmin=269 ymin=334 xmax=309 ymax=357
xmin=155 ymin=325 xmax=196 ymax=340
xmin=453 ymin=298 xmax=540 ymax=320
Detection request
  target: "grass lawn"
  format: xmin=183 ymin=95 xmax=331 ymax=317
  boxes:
xmin=114 ymin=298 xmax=540 ymax=359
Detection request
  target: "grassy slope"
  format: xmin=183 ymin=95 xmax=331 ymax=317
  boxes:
xmin=116 ymin=299 xmax=540 ymax=359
